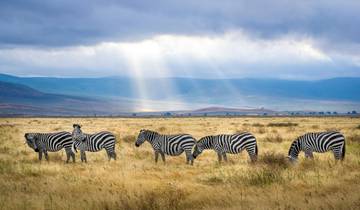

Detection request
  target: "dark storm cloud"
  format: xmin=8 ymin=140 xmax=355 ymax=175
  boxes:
xmin=0 ymin=0 xmax=359 ymax=48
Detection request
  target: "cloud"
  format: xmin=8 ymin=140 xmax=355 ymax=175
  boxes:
xmin=1 ymin=30 xmax=358 ymax=79
xmin=0 ymin=1 xmax=359 ymax=78
xmin=0 ymin=0 xmax=359 ymax=49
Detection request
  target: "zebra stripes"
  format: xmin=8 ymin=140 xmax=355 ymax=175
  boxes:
xmin=71 ymin=124 xmax=117 ymax=162
xmin=288 ymin=131 xmax=345 ymax=161
xmin=24 ymin=131 xmax=75 ymax=163
xmin=135 ymin=129 xmax=196 ymax=165
xmin=193 ymin=132 xmax=258 ymax=163
xmin=24 ymin=125 xmax=347 ymax=165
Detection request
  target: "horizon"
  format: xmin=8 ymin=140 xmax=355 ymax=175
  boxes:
xmin=2 ymin=73 xmax=360 ymax=81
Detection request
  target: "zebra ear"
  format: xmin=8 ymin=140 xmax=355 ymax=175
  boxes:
xmin=73 ymin=124 xmax=81 ymax=128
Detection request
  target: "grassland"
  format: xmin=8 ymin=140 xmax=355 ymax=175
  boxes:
xmin=0 ymin=117 xmax=360 ymax=210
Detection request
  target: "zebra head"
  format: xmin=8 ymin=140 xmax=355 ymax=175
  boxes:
xmin=135 ymin=129 xmax=147 ymax=147
xmin=24 ymin=133 xmax=39 ymax=152
xmin=288 ymin=138 xmax=301 ymax=162
xmin=72 ymin=124 xmax=86 ymax=142
xmin=193 ymin=136 xmax=210 ymax=159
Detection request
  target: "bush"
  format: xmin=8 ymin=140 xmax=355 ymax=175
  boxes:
xmin=260 ymin=152 xmax=289 ymax=169
xmin=348 ymin=134 xmax=360 ymax=143
xmin=122 ymin=135 xmax=136 ymax=143
xmin=158 ymin=126 xmax=167 ymax=132
xmin=263 ymin=134 xmax=284 ymax=143
xmin=245 ymin=168 xmax=283 ymax=186
xmin=257 ymin=127 xmax=266 ymax=134
xmin=268 ymin=122 xmax=298 ymax=127
xmin=252 ymin=123 xmax=265 ymax=127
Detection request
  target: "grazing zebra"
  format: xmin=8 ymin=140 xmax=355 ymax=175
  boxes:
xmin=24 ymin=131 xmax=75 ymax=163
xmin=135 ymin=129 xmax=196 ymax=165
xmin=288 ymin=131 xmax=345 ymax=162
xmin=71 ymin=124 xmax=117 ymax=162
xmin=192 ymin=132 xmax=258 ymax=163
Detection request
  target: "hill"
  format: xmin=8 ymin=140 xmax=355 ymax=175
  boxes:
xmin=0 ymin=74 xmax=359 ymax=113
xmin=0 ymin=81 xmax=134 ymax=115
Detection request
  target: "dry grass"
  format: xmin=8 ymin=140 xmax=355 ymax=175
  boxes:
xmin=0 ymin=117 xmax=360 ymax=209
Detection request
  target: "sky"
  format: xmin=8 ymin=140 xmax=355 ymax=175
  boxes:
xmin=0 ymin=0 xmax=360 ymax=79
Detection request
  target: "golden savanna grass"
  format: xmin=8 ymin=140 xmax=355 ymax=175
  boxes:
xmin=0 ymin=117 xmax=360 ymax=209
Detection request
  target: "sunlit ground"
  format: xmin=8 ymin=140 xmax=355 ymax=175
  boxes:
xmin=0 ymin=117 xmax=359 ymax=209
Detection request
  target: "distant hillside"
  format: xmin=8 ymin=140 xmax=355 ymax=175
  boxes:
xmin=192 ymin=107 xmax=276 ymax=114
xmin=0 ymin=81 xmax=134 ymax=115
xmin=1 ymin=74 xmax=359 ymax=102
xmin=0 ymin=74 xmax=359 ymax=113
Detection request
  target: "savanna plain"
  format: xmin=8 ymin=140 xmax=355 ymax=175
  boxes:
xmin=0 ymin=117 xmax=360 ymax=210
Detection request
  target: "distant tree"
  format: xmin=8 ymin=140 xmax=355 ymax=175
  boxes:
xmin=326 ymin=111 xmax=331 ymax=115
xmin=188 ymin=113 xmax=192 ymax=116
xmin=203 ymin=113 xmax=207 ymax=117
xmin=352 ymin=110 xmax=358 ymax=114
xmin=319 ymin=112 xmax=324 ymax=115
xmin=333 ymin=112 xmax=338 ymax=115
xmin=132 ymin=113 xmax=137 ymax=117
xmin=164 ymin=112 xmax=172 ymax=117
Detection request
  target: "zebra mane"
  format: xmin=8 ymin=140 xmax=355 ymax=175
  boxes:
xmin=141 ymin=129 xmax=159 ymax=136
xmin=199 ymin=135 xmax=214 ymax=144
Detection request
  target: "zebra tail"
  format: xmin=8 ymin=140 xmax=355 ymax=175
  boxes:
xmin=341 ymin=143 xmax=345 ymax=160
xmin=255 ymin=143 xmax=258 ymax=156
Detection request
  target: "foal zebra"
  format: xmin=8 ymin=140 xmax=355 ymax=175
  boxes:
xmin=71 ymin=124 xmax=117 ymax=162
xmin=24 ymin=131 xmax=75 ymax=163
xmin=192 ymin=132 xmax=258 ymax=163
xmin=288 ymin=131 xmax=345 ymax=161
xmin=135 ymin=129 xmax=196 ymax=165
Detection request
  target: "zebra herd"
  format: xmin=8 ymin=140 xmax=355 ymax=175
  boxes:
xmin=24 ymin=124 xmax=346 ymax=164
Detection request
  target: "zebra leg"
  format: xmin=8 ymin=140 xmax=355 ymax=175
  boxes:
xmin=217 ymin=152 xmax=222 ymax=163
xmin=44 ymin=150 xmax=49 ymax=161
xmin=65 ymin=151 xmax=70 ymax=163
xmin=80 ymin=150 xmax=87 ymax=163
xmin=154 ymin=151 xmax=159 ymax=163
xmin=106 ymin=150 xmax=112 ymax=161
xmin=332 ymin=147 xmax=342 ymax=161
xmin=246 ymin=147 xmax=257 ymax=162
xmin=160 ymin=152 xmax=165 ymax=163
xmin=222 ymin=153 xmax=228 ymax=162
xmin=185 ymin=150 xmax=194 ymax=165
xmin=38 ymin=151 xmax=43 ymax=161
xmin=112 ymin=152 xmax=117 ymax=160
xmin=305 ymin=151 xmax=314 ymax=159
xmin=71 ymin=152 xmax=75 ymax=163
xmin=65 ymin=148 xmax=75 ymax=163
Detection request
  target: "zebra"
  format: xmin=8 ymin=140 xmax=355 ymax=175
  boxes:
xmin=192 ymin=132 xmax=258 ymax=163
xmin=24 ymin=131 xmax=75 ymax=163
xmin=71 ymin=124 xmax=117 ymax=162
xmin=135 ymin=129 xmax=196 ymax=165
xmin=288 ymin=131 xmax=345 ymax=162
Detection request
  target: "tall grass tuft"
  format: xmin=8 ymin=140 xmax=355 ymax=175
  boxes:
xmin=260 ymin=152 xmax=289 ymax=169
xmin=263 ymin=134 xmax=284 ymax=143
xmin=122 ymin=135 xmax=136 ymax=143
xmin=268 ymin=122 xmax=298 ymax=127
